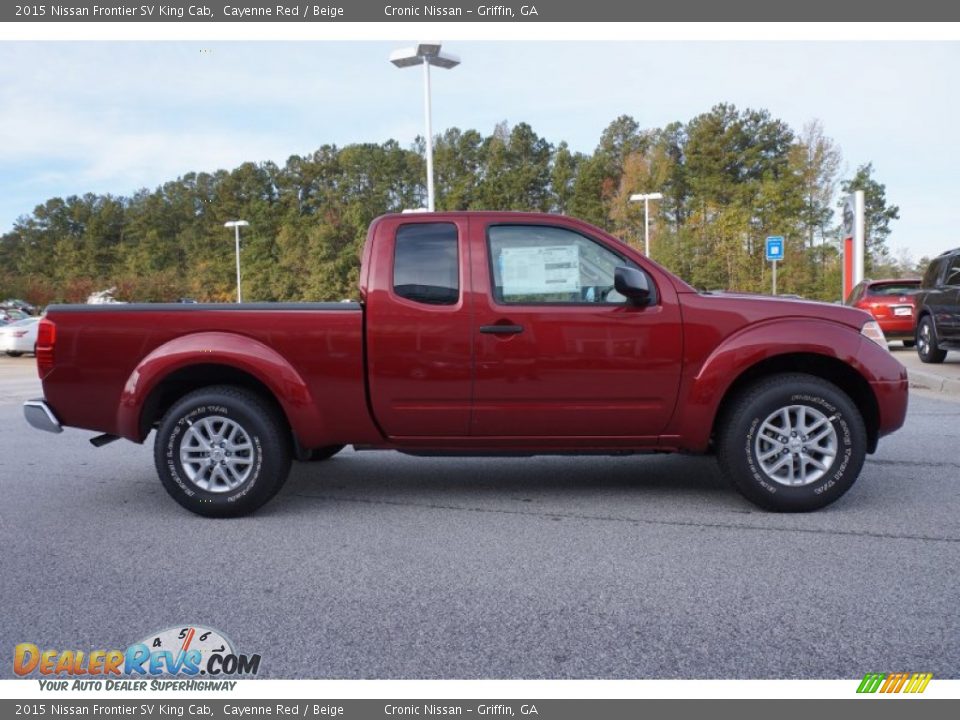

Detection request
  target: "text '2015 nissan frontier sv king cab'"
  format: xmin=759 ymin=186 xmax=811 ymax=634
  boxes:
xmin=24 ymin=212 xmax=908 ymax=517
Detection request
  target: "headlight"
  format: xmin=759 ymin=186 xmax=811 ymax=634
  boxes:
xmin=861 ymin=320 xmax=888 ymax=349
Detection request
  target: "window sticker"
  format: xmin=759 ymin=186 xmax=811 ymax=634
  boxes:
xmin=500 ymin=245 xmax=581 ymax=297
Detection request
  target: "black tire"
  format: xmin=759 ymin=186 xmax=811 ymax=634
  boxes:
xmin=716 ymin=373 xmax=867 ymax=512
xmin=5 ymin=351 xmax=23 ymax=357
xmin=302 ymin=445 xmax=345 ymax=462
xmin=916 ymin=316 xmax=947 ymax=364
xmin=154 ymin=385 xmax=292 ymax=518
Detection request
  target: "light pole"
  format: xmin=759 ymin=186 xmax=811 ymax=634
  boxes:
xmin=629 ymin=192 xmax=663 ymax=257
xmin=390 ymin=42 xmax=460 ymax=212
xmin=224 ymin=220 xmax=249 ymax=303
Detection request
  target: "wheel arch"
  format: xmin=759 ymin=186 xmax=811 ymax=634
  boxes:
xmin=116 ymin=331 xmax=328 ymax=448
xmin=712 ymin=353 xmax=880 ymax=454
xmin=138 ymin=363 xmax=291 ymax=440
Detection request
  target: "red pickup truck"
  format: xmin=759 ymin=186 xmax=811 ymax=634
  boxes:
xmin=24 ymin=212 xmax=908 ymax=517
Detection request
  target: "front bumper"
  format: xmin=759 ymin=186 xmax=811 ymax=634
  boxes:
xmin=23 ymin=399 xmax=63 ymax=434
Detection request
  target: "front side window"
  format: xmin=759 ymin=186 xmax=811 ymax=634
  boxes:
xmin=922 ymin=258 xmax=946 ymax=288
xmin=393 ymin=223 xmax=459 ymax=305
xmin=945 ymin=256 xmax=960 ymax=287
xmin=488 ymin=225 xmax=638 ymax=304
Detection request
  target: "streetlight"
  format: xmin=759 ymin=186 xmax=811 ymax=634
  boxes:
xmin=224 ymin=220 xmax=249 ymax=303
xmin=629 ymin=192 xmax=663 ymax=258
xmin=390 ymin=42 xmax=460 ymax=212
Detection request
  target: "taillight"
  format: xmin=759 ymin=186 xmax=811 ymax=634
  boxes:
xmin=36 ymin=319 xmax=56 ymax=379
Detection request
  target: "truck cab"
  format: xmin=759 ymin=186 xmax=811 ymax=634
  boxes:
xmin=361 ymin=213 xmax=684 ymax=445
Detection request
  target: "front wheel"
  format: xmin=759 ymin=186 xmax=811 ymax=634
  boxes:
xmin=916 ymin=316 xmax=947 ymax=364
xmin=154 ymin=385 xmax=292 ymax=518
xmin=716 ymin=374 xmax=867 ymax=512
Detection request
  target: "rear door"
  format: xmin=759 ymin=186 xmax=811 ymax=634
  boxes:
xmin=469 ymin=220 xmax=683 ymax=439
xmin=940 ymin=254 xmax=960 ymax=342
xmin=364 ymin=217 xmax=474 ymax=437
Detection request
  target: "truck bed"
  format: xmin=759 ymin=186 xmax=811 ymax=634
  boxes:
xmin=40 ymin=302 xmax=378 ymax=447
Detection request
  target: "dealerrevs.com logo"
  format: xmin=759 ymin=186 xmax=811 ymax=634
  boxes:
xmin=14 ymin=626 xmax=261 ymax=691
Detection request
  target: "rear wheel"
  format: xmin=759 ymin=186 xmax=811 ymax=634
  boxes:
xmin=154 ymin=385 xmax=292 ymax=518
xmin=716 ymin=374 xmax=866 ymax=512
xmin=916 ymin=317 xmax=947 ymax=364
xmin=902 ymin=340 xmax=916 ymax=348
xmin=5 ymin=351 xmax=23 ymax=357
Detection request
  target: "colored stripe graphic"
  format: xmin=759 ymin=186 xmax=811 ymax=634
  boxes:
xmin=857 ymin=673 xmax=886 ymax=693
xmin=857 ymin=672 xmax=932 ymax=694
xmin=906 ymin=673 xmax=933 ymax=694
xmin=881 ymin=673 xmax=902 ymax=693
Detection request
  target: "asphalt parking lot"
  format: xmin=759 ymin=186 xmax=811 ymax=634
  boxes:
xmin=1 ymin=353 xmax=958 ymax=679
xmin=897 ymin=343 xmax=960 ymax=393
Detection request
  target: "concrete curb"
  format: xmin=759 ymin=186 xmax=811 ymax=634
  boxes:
xmin=907 ymin=368 xmax=960 ymax=396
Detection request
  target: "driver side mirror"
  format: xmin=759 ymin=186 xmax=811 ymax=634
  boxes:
xmin=614 ymin=266 xmax=654 ymax=305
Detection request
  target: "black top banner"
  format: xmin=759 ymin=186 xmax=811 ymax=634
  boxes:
xmin=5 ymin=0 xmax=960 ymax=22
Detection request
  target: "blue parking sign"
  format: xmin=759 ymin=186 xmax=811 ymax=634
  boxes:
xmin=765 ymin=236 xmax=784 ymax=262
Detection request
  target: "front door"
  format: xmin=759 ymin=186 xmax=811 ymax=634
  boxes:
xmin=470 ymin=222 xmax=683 ymax=440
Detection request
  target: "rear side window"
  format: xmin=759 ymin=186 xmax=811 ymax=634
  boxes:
xmin=845 ymin=283 xmax=864 ymax=305
xmin=393 ymin=223 xmax=459 ymax=305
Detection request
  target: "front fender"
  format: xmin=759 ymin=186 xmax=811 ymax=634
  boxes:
xmin=666 ymin=319 xmax=873 ymax=452
xmin=117 ymin=331 xmax=324 ymax=445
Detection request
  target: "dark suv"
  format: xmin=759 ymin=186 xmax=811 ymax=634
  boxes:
xmin=915 ymin=247 xmax=960 ymax=363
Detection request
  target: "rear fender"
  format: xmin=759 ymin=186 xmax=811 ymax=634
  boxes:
xmin=117 ymin=331 xmax=324 ymax=445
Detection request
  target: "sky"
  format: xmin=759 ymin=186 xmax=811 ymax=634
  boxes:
xmin=1 ymin=41 xmax=958 ymax=261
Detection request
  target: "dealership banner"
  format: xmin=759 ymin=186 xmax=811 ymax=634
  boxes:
xmin=4 ymin=0 xmax=960 ymax=22
xmin=2 ymin=699 xmax=960 ymax=719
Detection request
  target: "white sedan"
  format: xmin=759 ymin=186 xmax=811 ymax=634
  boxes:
xmin=0 ymin=317 xmax=40 ymax=356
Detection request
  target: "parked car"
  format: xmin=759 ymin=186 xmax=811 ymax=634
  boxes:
xmin=845 ymin=278 xmax=921 ymax=346
xmin=2 ymin=298 xmax=37 ymax=315
xmin=914 ymin=247 xmax=960 ymax=363
xmin=23 ymin=211 xmax=907 ymax=517
xmin=0 ymin=308 xmax=28 ymax=325
xmin=0 ymin=317 xmax=40 ymax=356
xmin=86 ymin=288 xmax=125 ymax=304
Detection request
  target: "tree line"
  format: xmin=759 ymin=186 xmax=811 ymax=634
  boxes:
xmin=0 ymin=104 xmax=909 ymax=306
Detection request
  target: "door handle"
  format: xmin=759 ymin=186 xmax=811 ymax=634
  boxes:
xmin=480 ymin=324 xmax=524 ymax=335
